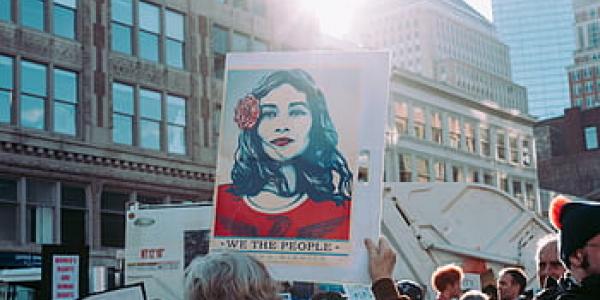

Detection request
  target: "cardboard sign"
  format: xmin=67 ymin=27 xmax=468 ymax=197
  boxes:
xmin=52 ymin=255 xmax=79 ymax=299
xmin=211 ymin=51 xmax=390 ymax=283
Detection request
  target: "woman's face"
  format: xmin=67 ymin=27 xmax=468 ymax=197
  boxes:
xmin=257 ymin=84 xmax=313 ymax=162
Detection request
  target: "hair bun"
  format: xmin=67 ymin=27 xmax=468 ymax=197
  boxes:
xmin=549 ymin=196 xmax=571 ymax=230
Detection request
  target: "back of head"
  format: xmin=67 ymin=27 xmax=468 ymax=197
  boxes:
xmin=431 ymin=264 xmax=464 ymax=293
xmin=548 ymin=196 xmax=600 ymax=268
xmin=184 ymin=251 xmax=279 ymax=300
xmin=397 ymin=279 xmax=425 ymax=300
xmin=499 ymin=267 xmax=527 ymax=294
xmin=460 ymin=290 xmax=490 ymax=300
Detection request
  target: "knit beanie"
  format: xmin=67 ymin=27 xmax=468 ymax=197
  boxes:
xmin=548 ymin=196 xmax=600 ymax=267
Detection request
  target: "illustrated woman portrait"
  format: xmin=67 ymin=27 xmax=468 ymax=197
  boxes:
xmin=214 ymin=69 xmax=353 ymax=240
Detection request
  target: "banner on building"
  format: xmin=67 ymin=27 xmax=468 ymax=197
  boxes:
xmin=211 ymin=51 xmax=390 ymax=283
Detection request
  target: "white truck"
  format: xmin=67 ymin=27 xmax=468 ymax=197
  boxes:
xmin=124 ymin=202 xmax=213 ymax=300
xmin=123 ymin=183 xmax=552 ymax=300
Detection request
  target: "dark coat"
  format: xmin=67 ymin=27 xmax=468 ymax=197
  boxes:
xmin=535 ymin=274 xmax=600 ymax=300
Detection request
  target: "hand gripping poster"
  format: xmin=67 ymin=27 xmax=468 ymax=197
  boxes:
xmin=211 ymin=51 xmax=390 ymax=283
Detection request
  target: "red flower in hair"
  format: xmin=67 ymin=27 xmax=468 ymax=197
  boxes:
xmin=234 ymin=95 xmax=260 ymax=130
xmin=549 ymin=195 xmax=571 ymax=230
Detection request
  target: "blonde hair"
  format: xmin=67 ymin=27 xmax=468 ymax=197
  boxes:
xmin=460 ymin=290 xmax=490 ymax=300
xmin=184 ymin=251 xmax=280 ymax=300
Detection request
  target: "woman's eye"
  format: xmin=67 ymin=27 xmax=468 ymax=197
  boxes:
xmin=262 ymin=110 xmax=276 ymax=119
xmin=289 ymin=109 xmax=307 ymax=117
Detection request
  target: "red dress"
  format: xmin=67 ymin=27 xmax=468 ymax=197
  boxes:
xmin=213 ymin=184 xmax=351 ymax=240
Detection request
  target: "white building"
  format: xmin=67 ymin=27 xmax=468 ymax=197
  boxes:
xmin=354 ymin=0 xmax=528 ymax=115
xmin=386 ymin=69 xmax=541 ymax=213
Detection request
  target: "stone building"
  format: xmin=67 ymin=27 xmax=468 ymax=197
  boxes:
xmin=535 ymin=107 xmax=600 ymax=201
xmin=386 ymin=69 xmax=540 ymax=213
xmin=0 ymin=0 xmax=324 ymax=272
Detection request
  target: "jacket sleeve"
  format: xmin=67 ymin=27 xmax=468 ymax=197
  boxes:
xmin=371 ymin=278 xmax=403 ymax=300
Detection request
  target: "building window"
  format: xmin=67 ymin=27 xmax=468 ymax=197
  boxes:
xmin=522 ymin=139 xmax=531 ymax=166
xmin=112 ymin=82 xmax=134 ymax=145
xmin=586 ymin=96 xmax=595 ymax=108
xmin=26 ymin=179 xmax=56 ymax=244
xmin=54 ymin=68 xmax=78 ymax=135
xmin=53 ymin=0 xmax=77 ymax=39
xmin=0 ymin=55 xmax=12 ymax=123
xmin=585 ymin=81 xmax=594 ymax=93
xmin=167 ymin=95 xmax=186 ymax=154
xmin=112 ymin=83 xmax=187 ymax=154
xmin=434 ymin=160 xmax=445 ymax=182
xmin=509 ymin=136 xmax=519 ymax=164
xmin=61 ymin=185 xmax=86 ymax=245
xmin=232 ymin=31 xmax=251 ymax=52
xmin=0 ymin=179 xmax=18 ymax=242
xmin=138 ymin=1 xmax=160 ymax=62
xmin=394 ymin=102 xmax=408 ymax=135
xmin=413 ymin=106 xmax=425 ymax=139
xmin=100 ymin=191 xmax=128 ymax=248
xmin=21 ymin=60 xmax=47 ymax=130
xmin=399 ymin=153 xmax=412 ymax=182
xmin=575 ymin=98 xmax=583 ymax=107
xmin=233 ymin=0 xmax=248 ymax=10
xmin=111 ymin=0 xmax=133 ymax=55
xmin=464 ymin=122 xmax=475 ymax=153
xmin=211 ymin=24 xmax=228 ymax=79
xmin=17 ymin=0 xmax=77 ymax=39
xmin=165 ymin=10 xmax=184 ymax=68
xmin=0 ymin=0 xmax=10 ymax=22
xmin=574 ymin=84 xmax=582 ymax=96
xmin=448 ymin=116 xmax=460 ymax=149
xmin=1 ymin=58 xmax=79 ymax=133
xmin=416 ymin=157 xmax=429 ymax=182
xmin=499 ymin=174 xmax=508 ymax=193
xmin=21 ymin=0 xmax=45 ymax=31
xmin=467 ymin=168 xmax=479 ymax=183
xmin=585 ymin=126 xmax=598 ymax=150
xmin=512 ymin=180 xmax=523 ymax=200
xmin=110 ymin=0 xmax=185 ymax=67
xmin=525 ymin=183 xmax=535 ymax=210
xmin=140 ymin=88 xmax=161 ymax=150
xmin=483 ymin=171 xmax=494 ymax=186
xmin=431 ymin=111 xmax=442 ymax=144
xmin=496 ymin=131 xmax=506 ymax=160
xmin=451 ymin=165 xmax=462 ymax=182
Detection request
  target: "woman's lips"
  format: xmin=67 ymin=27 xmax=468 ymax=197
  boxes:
xmin=271 ymin=137 xmax=294 ymax=147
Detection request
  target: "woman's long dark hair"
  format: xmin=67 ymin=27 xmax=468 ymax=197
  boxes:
xmin=230 ymin=69 xmax=352 ymax=205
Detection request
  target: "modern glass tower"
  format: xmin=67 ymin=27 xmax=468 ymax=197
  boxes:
xmin=492 ymin=0 xmax=576 ymax=119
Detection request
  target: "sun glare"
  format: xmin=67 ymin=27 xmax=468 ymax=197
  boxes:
xmin=298 ymin=0 xmax=366 ymax=38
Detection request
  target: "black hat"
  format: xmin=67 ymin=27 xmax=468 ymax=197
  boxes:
xmin=397 ymin=279 xmax=424 ymax=300
xmin=549 ymin=196 xmax=600 ymax=267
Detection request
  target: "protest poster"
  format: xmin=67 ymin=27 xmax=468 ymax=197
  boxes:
xmin=82 ymin=283 xmax=147 ymax=300
xmin=210 ymin=51 xmax=390 ymax=283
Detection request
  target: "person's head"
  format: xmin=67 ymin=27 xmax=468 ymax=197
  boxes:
xmin=535 ymin=234 xmax=565 ymax=287
xmin=549 ymin=196 xmax=600 ymax=282
xmin=231 ymin=69 xmax=352 ymax=203
xmin=459 ymin=290 xmax=490 ymax=300
xmin=312 ymin=291 xmax=346 ymax=300
xmin=497 ymin=268 xmax=526 ymax=300
xmin=431 ymin=264 xmax=464 ymax=298
xmin=397 ymin=279 xmax=425 ymax=300
xmin=481 ymin=285 xmax=497 ymax=300
xmin=184 ymin=251 xmax=279 ymax=300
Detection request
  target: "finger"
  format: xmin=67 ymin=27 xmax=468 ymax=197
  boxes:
xmin=378 ymin=237 xmax=386 ymax=254
xmin=365 ymin=238 xmax=376 ymax=256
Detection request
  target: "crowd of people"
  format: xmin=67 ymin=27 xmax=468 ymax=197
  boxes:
xmin=183 ymin=196 xmax=600 ymax=300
